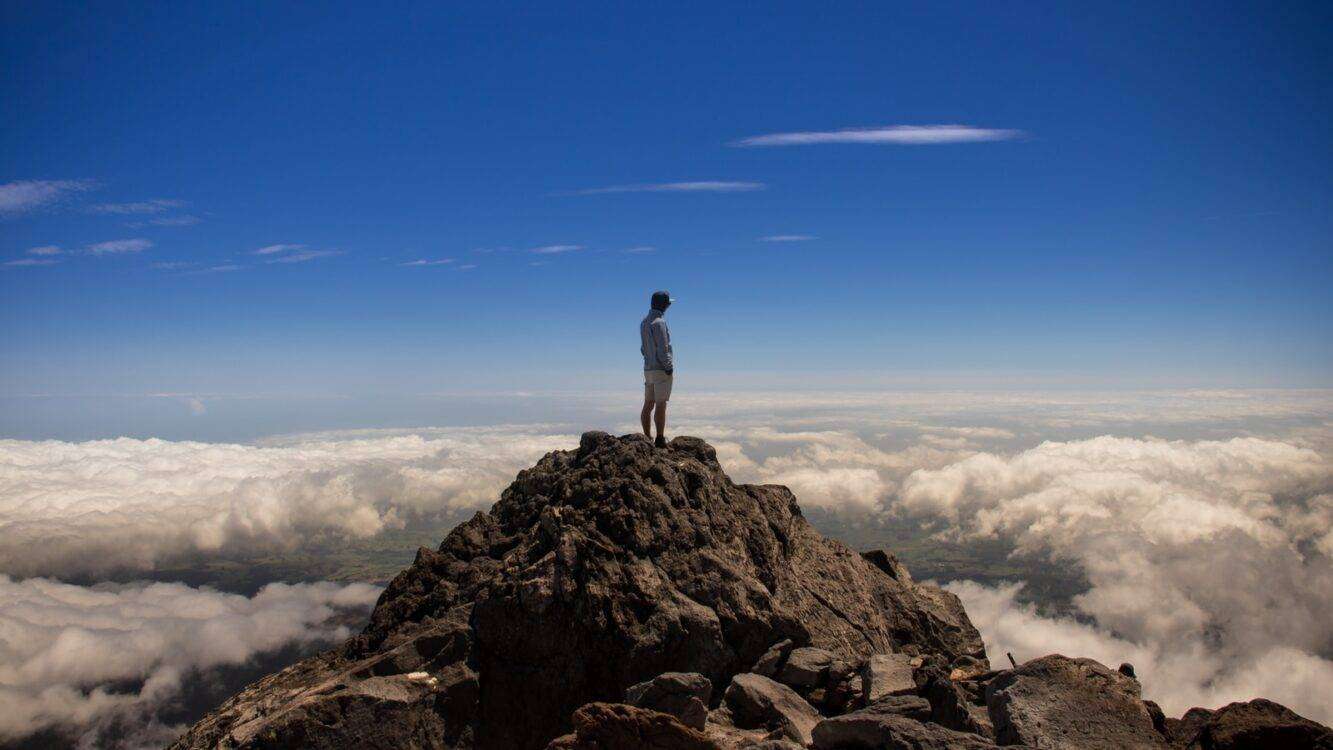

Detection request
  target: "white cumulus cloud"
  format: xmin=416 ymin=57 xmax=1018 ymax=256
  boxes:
xmin=0 ymin=575 xmax=380 ymax=744
xmin=893 ymin=436 xmax=1333 ymax=723
xmin=0 ymin=427 xmax=576 ymax=577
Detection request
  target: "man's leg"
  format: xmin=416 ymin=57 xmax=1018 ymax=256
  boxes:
xmin=640 ymin=397 xmax=654 ymax=437
xmin=654 ymin=400 xmax=667 ymax=439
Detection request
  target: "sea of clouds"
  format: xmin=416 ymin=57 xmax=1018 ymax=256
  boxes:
xmin=1 ymin=389 xmax=1330 ymax=744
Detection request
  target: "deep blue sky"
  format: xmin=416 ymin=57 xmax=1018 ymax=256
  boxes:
xmin=3 ymin=1 xmax=1331 ymax=410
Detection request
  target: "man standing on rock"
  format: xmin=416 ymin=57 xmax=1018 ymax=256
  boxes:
xmin=640 ymin=290 xmax=674 ymax=448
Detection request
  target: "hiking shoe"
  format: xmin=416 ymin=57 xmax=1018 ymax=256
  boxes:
xmin=654 ymin=435 xmax=667 ymax=449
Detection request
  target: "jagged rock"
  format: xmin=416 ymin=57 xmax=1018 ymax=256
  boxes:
xmin=626 ymin=673 xmax=712 ymax=731
xmin=723 ymin=673 xmax=821 ymax=746
xmin=778 ymin=646 xmax=834 ymax=688
xmin=1169 ymin=699 xmax=1333 ymax=749
xmin=168 ymin=604 xmax=479 ymax=750
xmin=862 ymin=653 xmax=917 ymax=703
xmin=173 ymin=433 xmax=986 ymax=750
xmin=544 ymin=703 xmax=719 ymax=750
xmin=812 ymin=711 xmax=1001 ymax=749
xmin=821 ymin=657 xmax=861 ymax=714
xmin=985 ymin=654 xmax=1165 ymax=749
xmin=865 ymin=695 xmax=933 ymax=722
xmin=753 ymin=639 xmax=794 ymax=678
xmin=918 ymin=666 xmax=993 ymax=738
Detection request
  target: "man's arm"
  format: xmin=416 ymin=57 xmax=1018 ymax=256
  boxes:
xmin=652 ymin=319 xmax=674 ymax=373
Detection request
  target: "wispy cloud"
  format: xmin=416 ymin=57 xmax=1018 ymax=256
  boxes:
xmin=193 ymin=264 xmax=244 ymax=274
xmin=87 ymin=238 xmax=152 ymax=255
xmin=3 ymin=258 xmax=59 ymax=268
xmin=265 ymin=250 xmax=342 ymax=264
xmin=0 ymin=179 xmax=96 ymax=216
xmin=624 ymin=246 xmax=657 ymax=254
xmin=531 ymin=244 xmax=583 ymax=254
xmin=564 ymin=181 xmax=765 ymax=195
xmin=253 ymin=244 xmax=305 ymax=255
xmin=457 ymin=264 xmax=478 ymax=270
xmin=733 ymin=124 xmax=1023 ymax=146
xmin=90 ymin=198 xmax=185 ymax=214
xmin=400 ymin=258 xmax=455 ymax=267
xmin=759 ymin=235 xmax=817 ymax=242
xmin=150 ymin=261 xmax=192 ymax=270
xmin=27 ymin=246 xmax=61 ymax=256
xmin=129 ymin=215 xmax=201 ymax=228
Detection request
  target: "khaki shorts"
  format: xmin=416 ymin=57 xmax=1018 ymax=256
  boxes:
xmin=644 ymin=369 xmax=673 ymax=402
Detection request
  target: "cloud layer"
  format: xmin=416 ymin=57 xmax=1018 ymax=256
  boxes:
xmin=0 ymin=427 xmax=575 ymax=577
xmin=895 ymin=436 xmax=1333 ymax=723
xmin=0 ymin=576 xmax=380 ymax=744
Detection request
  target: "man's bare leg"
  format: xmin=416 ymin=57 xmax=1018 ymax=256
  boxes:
xmin=654 ymin=401 xmax=667 ymax=440
xmin=641 ymin=398 xmax=654 ymax=437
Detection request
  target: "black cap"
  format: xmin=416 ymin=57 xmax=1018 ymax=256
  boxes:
xmin=651 ymin=290 xmax=674 ymax=309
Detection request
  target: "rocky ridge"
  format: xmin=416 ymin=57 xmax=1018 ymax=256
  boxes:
xmin=171 ymin=433 xmax=1333 ymax=750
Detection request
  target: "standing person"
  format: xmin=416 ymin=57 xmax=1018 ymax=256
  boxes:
xmin=640 ymin=290 xmax=674 ymax=448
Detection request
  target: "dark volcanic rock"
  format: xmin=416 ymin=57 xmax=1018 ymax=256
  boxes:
xmin=722 ymin=673 xmax=821 ymax=746
xmin=986 ymin=654 xmax=1166 ymax=749
xmin=544 ymin=703 xmax=719 ymax=750
xmin=625 ymin=673 xmax=712 ymax=731
xmin=1169 ymin=699 xmax=1333 ymax=749
xmin=812 ymin=711 xmax=1001 ymax=749
xmin=172 ymin=433 xmax=985 ymax=750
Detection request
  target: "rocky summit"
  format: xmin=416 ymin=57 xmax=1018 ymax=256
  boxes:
xmin=172 ymin=433 xmax=1333 ymax=750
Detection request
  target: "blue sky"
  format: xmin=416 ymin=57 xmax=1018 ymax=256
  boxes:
xmin=3 ymin=1 xmax=1331 ymax=422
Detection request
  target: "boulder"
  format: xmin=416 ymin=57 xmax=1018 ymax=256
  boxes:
xmin=1170 ymin=699 xmax=1333 ymax=749
xmin=625 ymin=673 xmax=713 ymax=731
xmin=865 ymin=695 xmax=933 ymax=722
xmin=778 ymin=647 xmax=834 ymax=689
xmin=812 ymin=711 xmax=1001 ymax=749
xmin=919 ymin=668 xmax=993 ymax=738
xmin=723 ymin=673 xmax=821 ymax=746
xmin=985 ymin=654 xmax=1165 ymax=749
xmin=861 ymin=654 xmax=917 ymax=704
xmin=752 ymin=640 xmax=794 ymax=678
xmin=544 ymin=702 xmax=719 ymax=750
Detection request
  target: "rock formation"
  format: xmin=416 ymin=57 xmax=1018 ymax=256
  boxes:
xmin=171 ymin=433 xmax=1332 ymax=750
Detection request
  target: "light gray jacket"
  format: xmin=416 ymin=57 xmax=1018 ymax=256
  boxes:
xmin=640 ymin=309 xmax=674 ymax=372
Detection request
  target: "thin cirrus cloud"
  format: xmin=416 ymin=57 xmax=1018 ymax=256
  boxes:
xmin=90 ymin=198 xmax=185 ymax=214
xmin=0 ymin=179 xmax=96 ymax=216
xmin=250 ymin=244 xmax=342 ymax=264
xmin=733 ymin=124 xmax=1024 ymax=146
xmin=400 ymin=259 xmax=456 ymax=267
xmin=563 ymin=181 xmax=765 ymax=195
xmin=530 ymin=244 xmax=583 ymax=254
xmin=759 ymin=235 xmax=817 ymax=242
xmin=624 ymin=246 xmax=657 ymax=254
xmin=128 ymin=215 xmax=201 ymax=228
xmin=27 ymin=246 xmax=62 ymax=256
xmin=265 ymin=249 xmax=343 ymax=264
xmin=2 ymin=258 xmax=59 ymax=268
xmin=252 ymin=244 xmax=305 ymax=255
xmin=86 ymin=238 xmax=152 ymax=255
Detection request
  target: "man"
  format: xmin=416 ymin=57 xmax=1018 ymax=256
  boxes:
xmin=640 ymin=290 xmax=674 ymax=448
